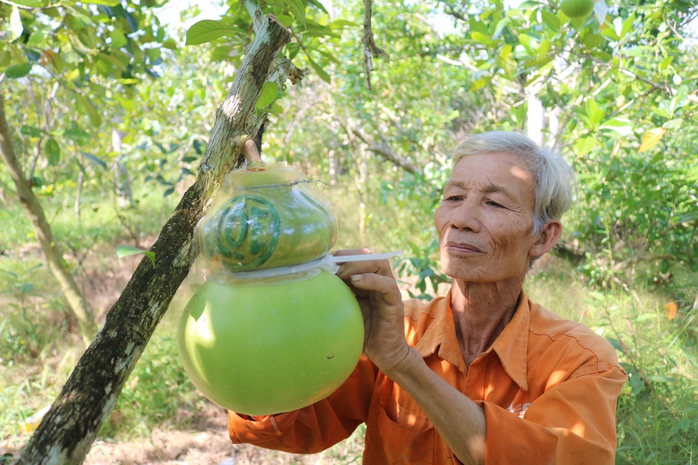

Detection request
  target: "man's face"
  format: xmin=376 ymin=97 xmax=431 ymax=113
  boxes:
xmin=434 ymin=151 xmax=539 ymax=282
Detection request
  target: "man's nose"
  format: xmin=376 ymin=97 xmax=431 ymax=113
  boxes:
xmin=450 ymin=198 xmax=481 ymax=233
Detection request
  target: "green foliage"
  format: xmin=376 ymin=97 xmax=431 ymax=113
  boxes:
xmin=526 ymin=258 xmax=698 ymax=465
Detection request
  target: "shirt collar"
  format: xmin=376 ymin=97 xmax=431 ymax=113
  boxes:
xmin=412 ymin=289 xmax=531 ymax=392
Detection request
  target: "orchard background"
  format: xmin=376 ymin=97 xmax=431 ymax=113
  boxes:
xmin=1 ymin=0 xmax=697 ymax=463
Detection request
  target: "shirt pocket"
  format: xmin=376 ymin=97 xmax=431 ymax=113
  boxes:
xmin=366 ymin=395 xmax=435 ymax=464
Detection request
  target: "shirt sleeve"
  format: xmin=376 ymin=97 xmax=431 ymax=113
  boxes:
xmin=228 ymin=355 xmax=377 ymax=454
xmin=479 ymin=366 xmax=627 ymax=465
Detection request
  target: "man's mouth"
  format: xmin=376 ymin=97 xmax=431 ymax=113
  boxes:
xmin=444 ymin=241 xmax=484 ymax=254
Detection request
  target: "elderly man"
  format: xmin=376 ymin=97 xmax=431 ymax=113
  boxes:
xmin=228 ymin=132 xmax=627 ymax=464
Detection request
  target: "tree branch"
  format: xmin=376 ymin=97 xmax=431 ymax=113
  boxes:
xmin=362 ymin=0 xmax=388 ymax=90
xmin=16 ymin=14 xmax=292 ymax=465
xmin=348 ymin=124 xmax=423 ymax=176
xmin=242 ymin=0 xmax=265 ymax=33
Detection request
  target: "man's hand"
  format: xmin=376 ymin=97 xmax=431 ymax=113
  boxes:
xmin=334 ymin=249 xmax=413 ymax=375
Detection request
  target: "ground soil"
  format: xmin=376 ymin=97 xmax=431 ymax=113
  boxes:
xmin=2 ymin=401 xmax=361 ymax=464
xmin=82 ymin=401 xmax=361 ymax=465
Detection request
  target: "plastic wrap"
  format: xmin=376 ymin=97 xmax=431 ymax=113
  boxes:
xmin=196 ymin=163 xmax=338 ymax=277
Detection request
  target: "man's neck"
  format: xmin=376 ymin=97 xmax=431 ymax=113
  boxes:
xmin=450 ymin=277 xmax=525 ymax=367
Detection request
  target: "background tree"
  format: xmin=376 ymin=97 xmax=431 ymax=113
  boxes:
xmin=0 ymin=0 xmax=178 ymax=344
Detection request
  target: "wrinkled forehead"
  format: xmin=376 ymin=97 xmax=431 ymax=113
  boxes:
xmin=450 ymin=151 xmax=536 ymax=187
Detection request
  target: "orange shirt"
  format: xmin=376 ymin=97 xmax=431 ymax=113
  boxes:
xmin=228 ymin=291 xmax=627 ymax=464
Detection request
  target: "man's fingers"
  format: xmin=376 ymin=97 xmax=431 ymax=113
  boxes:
xmin=348 ymin=273 xmax=402 ymax=306
xmin=333 ymin=248 xmax=371 ymax=257
xmin=336 ymin=259 xmax=392 ymax=279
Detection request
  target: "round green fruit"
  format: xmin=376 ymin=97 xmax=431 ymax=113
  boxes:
xmin=177 ymin=271 xmax=364 ymax=415
xmin=560 ymin=0 xmax=594 ymax=18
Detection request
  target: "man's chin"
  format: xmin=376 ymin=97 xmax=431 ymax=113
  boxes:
xmin=443 ymin=266 xmax=478 ymax=281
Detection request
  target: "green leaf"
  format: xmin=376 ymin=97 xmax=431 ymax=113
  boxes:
xmin=537 ymin=39 xmax=551 ymax=59
xmin=471 ymin=31 xmax=494 ymax=46
xmin=0 ymin=51 xmax=11 ymax=68
xmin=26 ymin=30 xmax=46 ymax=48
xmin=307 ymin=0 xmax=328 ymax=14
xmin=328 ymin=19 xmax=358 ymax=29
xmin=620 ymin=13 xmax=635 ymax=39
xmin=662 ymin=118 xmax=683 ymax=130
xmin=12 ymin=0 xmax=47 ymax=6
xmin=210 ymin=45 xmax=234 ymax=62
xmin=116 ymin=245 xmax=155 ymax=266
xmin=469 ymin=17 xmax=489 ymax=35
xmin=660 ymin=259 xmax=670 ymax=273
xmin=84 ymin=153 xmax=107 ymax=169
xmin=518 ymin=33 xmax=533 ymax=53
xmin=582 ymin=33 xmax=603 ymax=49
xmin=286 ymin=42 xmax=300 ymax=59
xmin=162 ymin=38 xmax=178 ymax=50
xmin=574 ymin=136 xmax=598 ymax=156
xmin=45 ymin=138 xmax=60 ymax=165
xmin=77 ymin=95 xmax=102 ymax=127
xmin=5 ymin=63 xmax=32 ymax=79
xmin=110 ymin=28 xmax=128 ymax=48
xmin=591 ymin=50 xmax=612 ymax=61
xmin=599 ymin=117 xmax=633 ymax=136
xmin=307 ymin=57 xmax=330 ymax=83
xmin=185 ymin=20 xmax=243 ymax=46
xmin=285 ymin=0 xmax=306 ymax=24
xmin=21 ymin=125 xmax=44 ymax=137
xmin=9 ymin=6 xmax=23 ymax=42
xmin=269 ymin=101 xmax=284 ymax=116
xmin=276 ymin=14 xmax=295 ymax=27
xmin=492 ymin=18 xmax=511 ymax=40
xmin=256 ymin=81 xmax=279 ymax=109
xmin=600 ymin=27 xmax=619 ymax=41
xmin=541 ymin=10 xmax=560 ymax=33
xmin=83 ymin=0 xmax=120 ymax=5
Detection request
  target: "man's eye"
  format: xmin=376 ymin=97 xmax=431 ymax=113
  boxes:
xmin=486 ymin=200 xmax=503 ymax=208
xmin=445 ymin=196 xmax=462 ymax=202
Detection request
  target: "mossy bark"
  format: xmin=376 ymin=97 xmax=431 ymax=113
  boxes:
xmin=15 ymin=14 xmax=292 ymax=465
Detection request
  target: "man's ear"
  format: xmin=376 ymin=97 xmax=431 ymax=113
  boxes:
xmin=529 ymin=219 xmax=562 ymax=258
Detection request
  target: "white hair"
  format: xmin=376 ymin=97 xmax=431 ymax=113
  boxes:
xmin=452 ymin=131 xmax=576 ymax=234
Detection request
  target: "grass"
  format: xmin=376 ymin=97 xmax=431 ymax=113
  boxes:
xmin=0 ymin=182 xmax=180 ymax=253
xmin=526 ymin=257 xmax=698 ymax=464
xmin=1 ymin=179 xmax=697 ymax=464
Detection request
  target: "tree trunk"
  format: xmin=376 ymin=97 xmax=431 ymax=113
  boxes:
xmin=15 ymin=14 xmax=292 ymax=465
xmin=526 ymin=92 xmax=544 ymax=146
xmin=75 ymin=151 xmax=84 ymax=223
xmin=0 ymin=95 xmax=98 ymax=347
xmin=111 ymin=128 xmax=134 ymax=208
xmin=328 ymin=149 xmax=338 ymax=187
xmin=251 ymin=118 xmax=266 ymax=156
